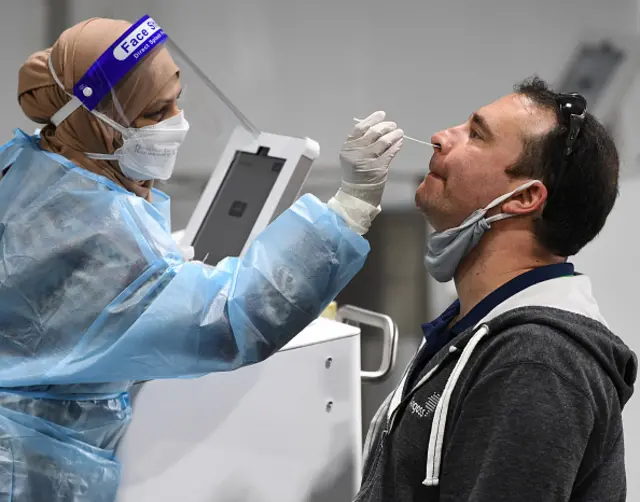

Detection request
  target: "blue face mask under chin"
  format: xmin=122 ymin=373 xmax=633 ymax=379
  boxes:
xmin=424 ymin=180 xmax=542 ymax=283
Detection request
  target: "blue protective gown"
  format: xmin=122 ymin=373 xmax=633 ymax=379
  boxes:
xmin=0 ymin=130 xmax=369 ymax=501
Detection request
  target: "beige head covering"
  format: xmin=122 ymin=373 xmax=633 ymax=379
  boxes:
xmin=17 ymin=17 xmax=179 ymax=200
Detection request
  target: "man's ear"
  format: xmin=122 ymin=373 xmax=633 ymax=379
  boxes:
xmin=501 ymin=181 xmax=547 ymax=215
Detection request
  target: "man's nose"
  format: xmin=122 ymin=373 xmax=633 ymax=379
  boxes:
xmin=431 ymin=131 xmax=448 ymax=153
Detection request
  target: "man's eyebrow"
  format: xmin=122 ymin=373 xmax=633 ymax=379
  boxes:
xmin=471 ymin=112 xmax=494 ymax=138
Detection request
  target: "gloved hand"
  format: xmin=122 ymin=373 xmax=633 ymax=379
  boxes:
xmin=339 ymin=111 xmax=404 ymax=205
xmin=170 ymin=230 xmax=195 ymax=261
xmin=328 ymin=111 xmax=404 ymax=235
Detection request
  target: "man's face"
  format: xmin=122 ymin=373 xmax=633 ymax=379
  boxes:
xmin=415 ymin=93 xmax=556 ymax=231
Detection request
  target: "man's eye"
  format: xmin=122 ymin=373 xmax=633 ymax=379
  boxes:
xmin=470 ymin=129 xmax=482 ymax=140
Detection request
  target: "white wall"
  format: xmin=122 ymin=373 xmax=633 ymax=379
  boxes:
xmin=0 ymin=1 xmax=48 ymax=144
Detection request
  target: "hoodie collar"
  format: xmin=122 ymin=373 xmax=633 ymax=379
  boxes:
xmin=475 ymin=271 xmax=608 ymax=329
xmin=454 ymin=262 xmax=576 ymax=334
xmin=421 ymin=263 xmax=576 ymax=355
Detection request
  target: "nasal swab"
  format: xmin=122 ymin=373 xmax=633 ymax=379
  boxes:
xmin=353 ymin=117 xmax=441 ymax=149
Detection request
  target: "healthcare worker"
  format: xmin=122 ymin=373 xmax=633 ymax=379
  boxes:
xmin=0 ymin=16 xmax=403 ymax=501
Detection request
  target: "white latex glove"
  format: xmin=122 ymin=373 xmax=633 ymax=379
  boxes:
xmin=339 ymin=111 xmax=404 ymax=205
xmin=328 ymin=111 xmax=404 ymax=235
xmin=179 ymin=244 xmax=195 ymax=262
xmin=170 ymin=230 xmax=195 ymax=261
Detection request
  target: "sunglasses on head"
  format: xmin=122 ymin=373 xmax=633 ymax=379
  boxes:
xmin=557 ymin=93 xmax=587 ymax=156
xmin=547 ymin=93 xmax=587 ymax=200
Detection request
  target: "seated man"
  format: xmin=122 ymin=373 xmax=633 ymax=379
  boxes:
xmin=354 ymin=77 xmax=637 ymax=502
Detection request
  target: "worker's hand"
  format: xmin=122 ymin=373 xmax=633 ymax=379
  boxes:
xmin=179 ymin=244 xmax=195 ymax=262
xmin=170 ymin=231 xmax=195 ymax=261
xmin=339 ymin=111 xmax=404 ymax=207
xmin=328 ymin=112 xmax=404 ymax=235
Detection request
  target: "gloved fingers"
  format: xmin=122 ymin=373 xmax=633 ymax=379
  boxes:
xmin=370 ymin=128 xmax=404 ymax=157
xmin=346 ymin=165 xmax=387 ymax=185
xmin=349 ymin=121 xmax=398 ymax=148
xmin=348 ymin=111 xmax=386 ymax=140
xmin=378 ymin=137 xmax=404 ymax=164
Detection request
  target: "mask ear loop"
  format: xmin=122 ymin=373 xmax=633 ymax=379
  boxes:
xmin=437 ymin=180 xmax=543 ymax=234
xmin=486 ymin=212 xmax=516 ymax=224
xmin=83 ymin=111 xmax=131 ymax=161
xmin=484 ymin=180 xmax=543 ymax=224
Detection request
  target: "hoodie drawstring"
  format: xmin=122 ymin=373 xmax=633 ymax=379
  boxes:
xmin=423 ymin=324 xmax=490 ymax=486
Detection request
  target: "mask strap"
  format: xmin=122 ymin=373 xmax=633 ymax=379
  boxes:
xmin=85 ymin=152 xmax=118 ymax=161
xmin=483 ymin=180 xmax=541 ymax=212
xmin=482 ymin=180 xmax=542 ymax=223
xmin=91 ymin=110 xmax=128 ymax=136
xmin=486 ymin=213 xmax=516 ymax=224
xmin=48 ymin=56 xmax=84 ymax=127
xmin=483 ymin=180 xmax=542 ymax=212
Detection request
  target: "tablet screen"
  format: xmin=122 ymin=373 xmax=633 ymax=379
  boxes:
xmin=192 ymin=147 xmax=286 ymax=265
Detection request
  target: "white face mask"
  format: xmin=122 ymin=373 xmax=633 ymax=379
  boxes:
xmin=85 ymin=110 xmax=190 ymax=181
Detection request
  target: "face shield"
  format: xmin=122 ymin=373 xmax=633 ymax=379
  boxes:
xmin=48 ymin=14 xmax=259 ymax=189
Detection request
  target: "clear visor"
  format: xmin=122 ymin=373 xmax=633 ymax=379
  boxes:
xmin=162 ymin=39 xmax=260 ymax=176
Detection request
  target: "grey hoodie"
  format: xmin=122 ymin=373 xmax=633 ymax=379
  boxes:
xmin=355 ymin=275 xmax=637 ymax=501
